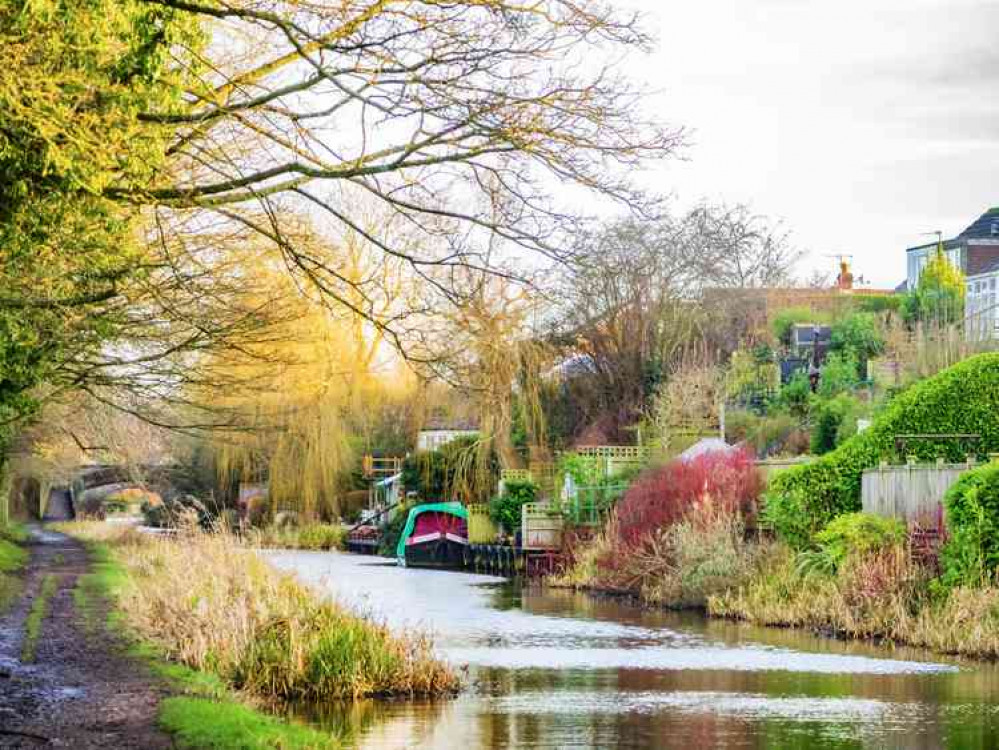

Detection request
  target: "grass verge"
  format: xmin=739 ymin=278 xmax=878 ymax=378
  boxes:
xmin=0 ymin=524 xmax=29 ymax=615
xmin=21 ymin=573 xmax=58 ymax=663
xmin=160 ymin=698 xmax=337 ymax=750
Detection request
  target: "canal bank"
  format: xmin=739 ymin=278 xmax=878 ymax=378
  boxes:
xmin=267 ymin=549 xmax=999 ymax=750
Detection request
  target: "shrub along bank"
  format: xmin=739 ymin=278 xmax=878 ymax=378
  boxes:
xmin=248 ymin=522 xmax=347 ymax=551
xmin=554 ymin=355 xmax=999 ymax=659
xmin=710 ymin=511 xmax=999 ymax=659
xmin=553 ymin=449 xmax=768 ymax=608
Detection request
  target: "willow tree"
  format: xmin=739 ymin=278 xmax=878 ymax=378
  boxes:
xmin=204 ymin=219 xmax=421 ymax=519
xmin=427 ymin=275 xmax=552 ymax=490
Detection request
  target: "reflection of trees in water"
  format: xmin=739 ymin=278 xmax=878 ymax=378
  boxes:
xmin=297 ymin=696 xmax=451 ymax=748
xmin=285 ymin=563 xmax=999 ymax=750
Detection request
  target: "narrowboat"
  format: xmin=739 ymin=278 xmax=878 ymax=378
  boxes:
xmin=396 ymin=502 xmax=469 ymax=568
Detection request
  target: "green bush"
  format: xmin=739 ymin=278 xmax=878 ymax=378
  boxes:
xmin=489 ymin=480 xmax=538 ymax=532
xmin=777 ymin=373 xmax=812 ymax=419
xmin=378 ymin=504 xmax=410 ymax=557
xmin=830 ymin=312 xmax=885 ymax=366
xmin=766 ymin=353 xmax=999 ymax=546
xmin=940 ymin=463 xmax=999 ymax=587
xmin=810 ymin=393 xmax=862 ymax=455
xmin=798 ymin=512 xmax=905 ymax=577
xmin=295 ymin=524 xmax=346 ymax=551
xmin=816 ymin=352 xmax=859 ymax=398
xmin=759 ymin=488 xmax=821 ymax=550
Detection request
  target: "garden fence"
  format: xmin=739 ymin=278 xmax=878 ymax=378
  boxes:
xmin=861 ymin=460 xmax=978 ymax=527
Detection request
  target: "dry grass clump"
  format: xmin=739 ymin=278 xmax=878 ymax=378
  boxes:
xmin=635 ymin=506 xmax=770 ymax=607
xmin=553 ymin=503 xmax=768 ymax=609
xmin=248 ymin=523 xmax=346 ymax=551
xmin=709 ymin=542 xmax=999 ymax=658
xmin=60 ymin=522 xmax=458 ymax=700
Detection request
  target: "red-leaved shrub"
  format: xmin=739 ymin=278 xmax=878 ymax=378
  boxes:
xmin=610 ymin=447 xmax=763 ymax=552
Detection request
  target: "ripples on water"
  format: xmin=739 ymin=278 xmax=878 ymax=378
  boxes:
xmin=265 ymin=550 xmax=999 ymax=750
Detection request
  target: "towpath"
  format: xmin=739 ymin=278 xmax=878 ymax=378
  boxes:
xmin=0 ymin=527 xmax=173 ymax=748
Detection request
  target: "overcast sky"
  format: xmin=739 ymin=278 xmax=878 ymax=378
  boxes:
xmin=621 ymin=0 xmax=998 ymax=287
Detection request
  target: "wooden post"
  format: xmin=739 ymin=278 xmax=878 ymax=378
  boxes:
xmin=0 ymin=464 xmax=10 ymax=528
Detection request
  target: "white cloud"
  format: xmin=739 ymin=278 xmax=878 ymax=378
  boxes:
xmin=619 ymin=0 xmax=999 ymax=285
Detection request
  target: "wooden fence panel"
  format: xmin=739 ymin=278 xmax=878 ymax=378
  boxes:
xmin=861 ymin=463 xmax=976 ymax=527
xmin=756 ymin=457 xmax=814 ymax=483
xmin=521 ymin=502 xmax=564 ymax=550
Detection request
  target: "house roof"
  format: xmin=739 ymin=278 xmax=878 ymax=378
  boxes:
xmin=959 ymin=207 xmax=999 ymax=240
xmin=904 ymin=207 xmax=999 ymax=253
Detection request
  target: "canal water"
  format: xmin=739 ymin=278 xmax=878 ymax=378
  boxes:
xmin=265 ymin=550 xmax=999 ymax=749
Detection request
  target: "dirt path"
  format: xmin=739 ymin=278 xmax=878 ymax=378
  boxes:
xmin=0 ymin=528 xmax=174 ymax=748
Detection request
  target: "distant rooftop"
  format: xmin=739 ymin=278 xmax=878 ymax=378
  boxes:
xmin=907 ymin=206 xmax=999 ymax=251
xmin=959 ymin=207 xmax=999 ymax=240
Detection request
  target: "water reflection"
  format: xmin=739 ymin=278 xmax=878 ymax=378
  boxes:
xmin=266 ymin=550 xmax=999 ymax=749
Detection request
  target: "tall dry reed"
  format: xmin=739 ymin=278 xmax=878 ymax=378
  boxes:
xmin=61 ymin=522 xmax=458 ymax=700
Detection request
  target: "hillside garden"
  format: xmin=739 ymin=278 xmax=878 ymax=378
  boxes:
xmin=555 ymin=352 xmax=999 ymax=658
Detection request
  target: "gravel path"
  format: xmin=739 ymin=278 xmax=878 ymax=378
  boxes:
xmin=0 ymin=528 xmax=174 ymax=748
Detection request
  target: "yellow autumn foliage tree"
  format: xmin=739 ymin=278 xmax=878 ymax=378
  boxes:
xmin=206 ymin=222 xmax=419 ymax=520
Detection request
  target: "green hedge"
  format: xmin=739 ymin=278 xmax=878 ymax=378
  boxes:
xmin=940 ymin=463 xmax=999 ymax=587
xmin=765 ymin=353 xmax=999 ymax=545
xmin=489 ymin=480 xmax=538 ymax=533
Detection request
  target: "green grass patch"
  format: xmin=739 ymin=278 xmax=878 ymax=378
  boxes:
xmin=160 ymin=697 xmax=337 ymax=750
xmin=0 ymin=523 xmax=29 ymax=544
xmin=21 ymin=574 xmax=58 ymax=663
xmin=0 ymin=528 xmax=28 ymax=615
xmin=0 ymin=538 xmax=28 ymax=573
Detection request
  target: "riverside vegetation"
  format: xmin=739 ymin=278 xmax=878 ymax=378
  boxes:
xmin=55 ymin=521 xmax=458 ymax=748
xmin=556 ymin=353 xmax=999 ymax=659
xmin=0 ymin=523 xmax=28 ymax=612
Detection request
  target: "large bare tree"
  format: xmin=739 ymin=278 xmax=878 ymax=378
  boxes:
xmin=552 ymin=203 xmax=799 ymax=441
xmin=3 ymin=0 xmax=681 ymax=436
xmin=128 ymin=1 xmax=682 ymax=327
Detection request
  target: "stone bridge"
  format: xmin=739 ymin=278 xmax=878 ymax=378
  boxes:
xmin=8 ymin=465 xmax=177 ymax=522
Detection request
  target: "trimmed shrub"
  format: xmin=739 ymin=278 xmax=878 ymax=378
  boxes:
xmin=488 ymin=480 xmax=538 ymax=533
xmin=940 ymin=463 xmax=999 ymax=587
xmin=765 ymin=353 xmax=999 ymax=546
